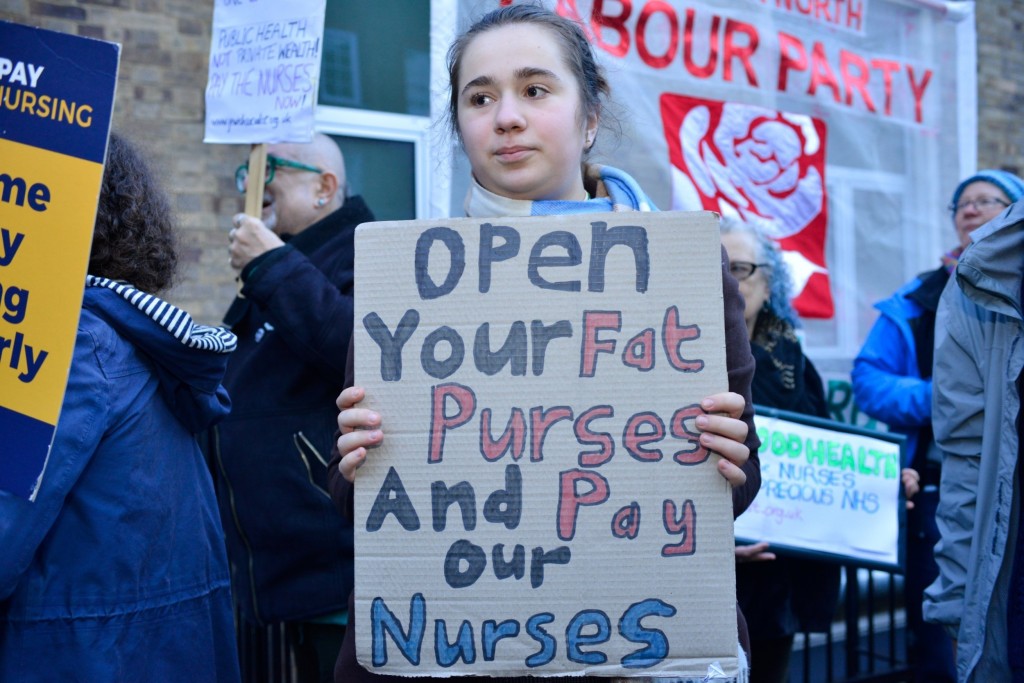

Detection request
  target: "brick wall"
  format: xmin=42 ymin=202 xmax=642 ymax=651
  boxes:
xmin=2 ymin=0 xmax=245 ymax=325
xmin=2 ymin=2 xmax=1021 ymax=323
xmin=976 ymin=0 xmax=1024 ymax=175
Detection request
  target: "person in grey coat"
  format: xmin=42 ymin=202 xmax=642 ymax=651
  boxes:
xmin=924 ymin=198 xmax=1024 ymax=681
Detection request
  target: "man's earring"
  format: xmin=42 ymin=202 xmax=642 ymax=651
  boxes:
xmin=317 ymin=197 xmax=327 ymax=207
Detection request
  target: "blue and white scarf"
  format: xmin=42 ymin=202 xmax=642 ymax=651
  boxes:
xmin=464 ymin=164 xmax=657 ymax=217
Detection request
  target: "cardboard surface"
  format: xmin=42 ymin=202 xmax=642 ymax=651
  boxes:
xmin=353 ymin=212 xmax=741 ymax=678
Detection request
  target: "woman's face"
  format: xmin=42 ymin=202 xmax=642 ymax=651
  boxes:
xmin=953 ymin=180 xmax=1011 ymax=249
xmin=721 ymin=232 xmax=770 ymax=336
xmin=456 ymin=23 xmax=597 ymax=202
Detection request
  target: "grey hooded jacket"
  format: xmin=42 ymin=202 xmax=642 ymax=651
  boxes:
xmin=924 ymin=200 xmax=1024 ymax=682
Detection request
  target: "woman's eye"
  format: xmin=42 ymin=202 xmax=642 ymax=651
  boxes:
xmin=470 ymin=93 xmax=492 ymax=106
xmin=525 ymin=85 xmax=546 ymax=98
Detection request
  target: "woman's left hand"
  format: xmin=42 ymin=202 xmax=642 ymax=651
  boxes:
xmin=697 ymin=391 xmax=750 ymax=488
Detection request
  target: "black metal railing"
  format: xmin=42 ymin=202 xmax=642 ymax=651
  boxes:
xmin=791 ymin=565 xmax=911 ymax=683
xmin=235 ymin=562 xmax=912 ymax=683
xmin=237 ymin=619 xmax=296 ymax=683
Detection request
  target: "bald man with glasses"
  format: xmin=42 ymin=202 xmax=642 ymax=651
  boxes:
xmin=209 ymin=133 xmax=376 ymax=683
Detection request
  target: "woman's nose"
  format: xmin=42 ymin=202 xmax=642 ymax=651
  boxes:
xmin=494 ymin=97 xmax=525 ymax=133
xmin=961 ymin=206 xmax=983 ymax=222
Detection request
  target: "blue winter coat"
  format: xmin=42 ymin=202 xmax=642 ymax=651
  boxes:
xmin=0 ymin=284 xmax=241 ymax=682
xmin=852 ymin=273 xmax=942 ymax=464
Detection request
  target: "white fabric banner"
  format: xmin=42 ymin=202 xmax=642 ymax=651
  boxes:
xmin=451 ymin=0 xmax=975 ymax=375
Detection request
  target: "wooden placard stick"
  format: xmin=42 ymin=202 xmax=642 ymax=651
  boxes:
xmin=244 ymin=143 xmax=268 ymax=217
xmin=235 ymin=143 xmax=268 ymax=295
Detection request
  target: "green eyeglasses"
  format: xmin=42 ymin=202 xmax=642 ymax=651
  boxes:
xmin=235 ymin=154 xmax=323 ymax=193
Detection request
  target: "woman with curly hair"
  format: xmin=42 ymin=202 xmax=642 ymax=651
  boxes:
xmin=721 ymin=217 xmax=839 ymax=683
xmin=88 ymin=130 xmax=179 ymax=293
xmin=0 ymin=133 xmax=241 ymax=681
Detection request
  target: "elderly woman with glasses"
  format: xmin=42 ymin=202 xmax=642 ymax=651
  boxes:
xmin=852 ymin=169 xmax=1024 ymax=683
xmin=720 ymin=217 xmax=837 ymax=683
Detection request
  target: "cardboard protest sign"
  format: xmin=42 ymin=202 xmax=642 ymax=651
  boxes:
xmin=735 ymin=408 xmax=905 ymax=569
xmin=0 ymin=20 xmax=119 ymax=500
xmin=204 ymin=0 xmax=326 ymax=143
xmin=353 ymin=212 xmax=743 ymax=678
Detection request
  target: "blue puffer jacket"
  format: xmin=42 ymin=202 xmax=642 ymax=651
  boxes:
xmin=0 ymin=283 xmax=241 ymax=682
xmin=852 ymin=273 xmax=942 ymax=464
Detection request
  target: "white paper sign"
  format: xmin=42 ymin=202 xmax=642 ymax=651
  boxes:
xmin=735 ymin=410 xmax=903 ymax=567
xmin=353 ymin=212 xmax=743 ymax=678
xmin=203 ymin=0 xmax=325 ymax=144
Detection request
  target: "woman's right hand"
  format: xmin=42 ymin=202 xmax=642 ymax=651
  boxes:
xmin=336 ymin=386 xmax=383 ymax=483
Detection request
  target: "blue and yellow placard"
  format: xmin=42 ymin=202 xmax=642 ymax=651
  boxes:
xmin=0 ymin=20 xmax=119 ymax=500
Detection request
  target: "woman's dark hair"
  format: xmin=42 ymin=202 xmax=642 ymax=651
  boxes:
xmin=445 ymin=3 xmax=611 ymax=146
xmin=89 ymin=132 xmax=178 ymax=293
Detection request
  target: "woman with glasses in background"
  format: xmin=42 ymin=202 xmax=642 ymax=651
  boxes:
xmin=852 ymin=169 xmax=1024 ymax=683
xmin=721 ymin=217 xmax=838 ymax=683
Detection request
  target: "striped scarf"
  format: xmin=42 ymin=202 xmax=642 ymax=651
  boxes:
xmin=86 ymin=275 xmax=237 ymax=353
xmin=463 ymin=164 xmax=657 ymax=217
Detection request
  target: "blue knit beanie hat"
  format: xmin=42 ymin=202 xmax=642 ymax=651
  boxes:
xmin=950 ymin=169 xmax=1024 ymax=211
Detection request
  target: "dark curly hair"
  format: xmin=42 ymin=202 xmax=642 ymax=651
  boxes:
xmin=89 ymin=132 xmax=178 ymax=293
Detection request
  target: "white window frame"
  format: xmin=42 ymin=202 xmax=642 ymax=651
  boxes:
xmin=312 ymin=0 xmax=457 ymax=220
xmin=315 ymin=106 xmax=433 ymax=219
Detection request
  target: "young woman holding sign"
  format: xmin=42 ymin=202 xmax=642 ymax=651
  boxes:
xmin=329 ymin=5 xmax=760 ymax=681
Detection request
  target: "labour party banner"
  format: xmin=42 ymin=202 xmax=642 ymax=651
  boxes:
xmin=0 ymin=21 xmax=119 ymax=500
xmin=448 ymin=0 xmax=975 ymax=390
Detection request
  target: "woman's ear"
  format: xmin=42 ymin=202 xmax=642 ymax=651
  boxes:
xmin=585 ymin=113 xmax=600 ymax=151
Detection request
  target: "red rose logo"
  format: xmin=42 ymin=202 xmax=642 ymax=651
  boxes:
xmin=661 ymin=94 xmax=833 ymax=318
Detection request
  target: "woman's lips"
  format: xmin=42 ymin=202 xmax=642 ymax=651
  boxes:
xmin=495 ymin=146 xmax=532 ymax=163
